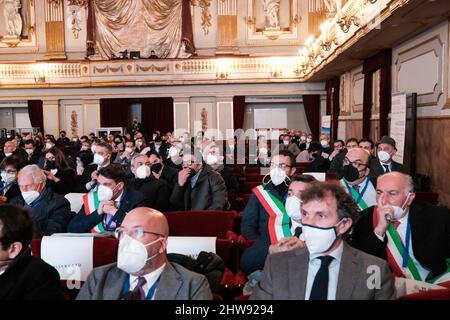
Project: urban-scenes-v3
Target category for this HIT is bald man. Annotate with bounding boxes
[339,147,376,210]
[351,172,450,283]
[77,207,212,300]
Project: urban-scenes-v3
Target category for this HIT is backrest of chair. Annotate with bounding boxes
[163,211,237,238]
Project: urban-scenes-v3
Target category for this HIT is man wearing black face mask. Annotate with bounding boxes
[169,153,227,211]
[56,130,70,146]
[340,148,376,211]
[304,142,330,173]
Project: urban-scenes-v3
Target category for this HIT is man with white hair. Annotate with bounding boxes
[351,172,450,284]
[9,164,72,237]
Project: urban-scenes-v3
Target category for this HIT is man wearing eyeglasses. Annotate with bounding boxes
[340,148,376,211]
[77,207,212,300]
[240,150,297,277]
[169,153,227,211]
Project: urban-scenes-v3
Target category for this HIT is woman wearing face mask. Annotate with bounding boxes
[75,150,94,176]
[0,156,25,204]
[43,147,75,195]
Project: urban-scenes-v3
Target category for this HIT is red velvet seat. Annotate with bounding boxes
[163,210,239,239]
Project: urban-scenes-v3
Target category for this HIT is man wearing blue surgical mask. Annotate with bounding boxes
[77,207,212,300]
[351,172,450,284]
[68,164,144,233]
[251,181,395,300]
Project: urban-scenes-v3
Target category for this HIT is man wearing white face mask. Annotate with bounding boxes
[278,134,300,157]
[10,165,72,237]
[164,141,184,171]
[0,156,25,204]
[75,142,113,193]
[369,136,407,181]
[351,172,450,284]
[129,154,169,212]
[251,181,395,300]
[240,151,297,275]
[0,140,27,164]
[68,164,144,233]
[77,207,212,300]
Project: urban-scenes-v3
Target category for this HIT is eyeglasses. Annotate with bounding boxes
[342,158,368,168]
[270,163,291,169]
[114,227,164,240]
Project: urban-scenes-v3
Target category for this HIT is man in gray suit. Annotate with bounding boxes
[251,182,395,300]
[77,207,212,300]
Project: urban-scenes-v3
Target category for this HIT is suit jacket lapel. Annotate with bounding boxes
[336,243,359,300]
[154,263,182,300]
[103,267,128,300]
[287,248,309,299]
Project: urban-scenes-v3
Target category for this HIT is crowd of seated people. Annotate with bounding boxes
[0,128,449,301]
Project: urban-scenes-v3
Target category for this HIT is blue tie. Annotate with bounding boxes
[309,256,334,300]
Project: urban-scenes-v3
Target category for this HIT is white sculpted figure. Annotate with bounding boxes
[1,0,22,37]
[262,0,281,29]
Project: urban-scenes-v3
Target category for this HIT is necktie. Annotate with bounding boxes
[132,277,147,300]
[309,256,334,300]
[383,164,390,173]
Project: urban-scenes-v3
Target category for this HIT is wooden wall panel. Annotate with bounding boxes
[343,119,362,140]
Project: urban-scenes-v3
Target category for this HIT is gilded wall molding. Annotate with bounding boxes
[192,0,212,35]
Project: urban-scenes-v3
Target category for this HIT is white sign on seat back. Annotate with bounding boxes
[41,236,94,282]
[64,193,85,213]
[302,172,326,182]
[167,237,216,259]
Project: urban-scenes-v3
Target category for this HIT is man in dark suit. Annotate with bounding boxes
[150,136,169,158]
[0,204,63,300]
[24,140,42,165]
[129,154,170,212]
[77,207,212,300]
[240,151,297,275]
[370,136,407,181]
[68,164,145,233]
[351,172,450,281]
[56,130,71,146]
[10,165,72,237]
[0,156,26,204]
[0,140,28,164]
[74,141,113,193]
[251,181,395,300]
[149,152,179,191]
[328,137,358,177]
[169,153,228,211]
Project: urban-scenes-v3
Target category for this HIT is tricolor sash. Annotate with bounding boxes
[372,206,422,280]
[252,184,292,244]
[82,191,99,215]
[341,178,376,210]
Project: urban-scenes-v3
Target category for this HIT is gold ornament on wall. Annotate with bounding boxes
[71,110,78,136]
[191,0,212,35]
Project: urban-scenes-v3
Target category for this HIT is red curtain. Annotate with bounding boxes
[181,0,196,54]
[326,78,340,140]
[100,99,131,127]
[27,100,44,133]
[233,96,246,131]
[86,0,96,57]
[141,97,174,134]
[303,95,321,140]
[363,49,392,138]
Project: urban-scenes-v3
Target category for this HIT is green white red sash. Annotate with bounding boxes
[340,178,376,211]
[373,207,450,286]
[82,191,99,215]
[252,184,292,244]
[91,222,106,234]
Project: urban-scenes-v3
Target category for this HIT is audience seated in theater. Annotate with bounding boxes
[296,142,311,163]
[369,136,407,181]
[169,153,228,211]
[256,142,271,167]
[164,141,184,171]
[74,141,113,193]
[0,140,27,164]
[0,156,26,204]
[56,130,70,146]
[23,140,41,165]
[77,207,212,300]
[203,143,239,195]
[225,138,237,164]
[240,151,297,276]
[149,136,169,158]
[111,135,125,156]
[149,152,179,191]
[113,139,137,177]
[350,172,450,282]
[359,138,375,159]
[0,204,63,300]
[339,147,377,210]
[43,147,75,195]
[251,182,395,300]
[10,165,72,237]
[68,164,144,233]
[278,134,301,157]
[328,139,345,162]
[303,142,330,173]
[37,137,57,168]
[129,154,169,212]
[328,137,359,177]
[319,134,332,157]
[75,150,94,176]
[299,133,313,151]
[134,135,148,155]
